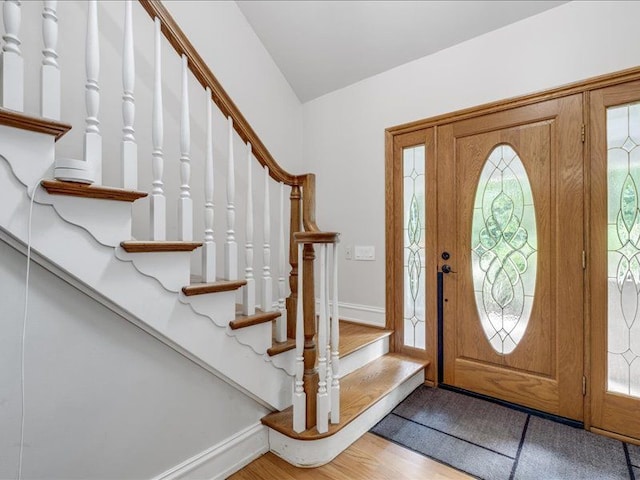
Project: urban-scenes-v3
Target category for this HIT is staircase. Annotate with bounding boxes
[0,0,428,473]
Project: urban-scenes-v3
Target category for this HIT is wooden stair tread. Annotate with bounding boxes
[182,279,246,296]
[230,307,281,330]
[41,180,148,202]
[266,321,390,358]
[339,321,392,358]
[261,353,428,440]
[267,338,296,356]
[120,241,202,253]
[0,108,71,140]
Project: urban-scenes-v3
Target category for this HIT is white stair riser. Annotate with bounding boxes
[0,126,54,188]
[340,335,389,378]
[268,348,296,376]
[181,291,236,328]
[116,247,192,293]
[45,194,133,247]
[230,321,272,355]
[267,369,425,467]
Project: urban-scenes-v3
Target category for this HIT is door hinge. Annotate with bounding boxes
[581,124,586,143]
[582,376,587,396]
[582,250,586,270]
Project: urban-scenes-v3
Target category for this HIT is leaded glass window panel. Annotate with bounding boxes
[403,145,426,350]
[471,144,537,355]
[607,103,640,397]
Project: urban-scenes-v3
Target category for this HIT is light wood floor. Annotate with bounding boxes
[228,433,471,480]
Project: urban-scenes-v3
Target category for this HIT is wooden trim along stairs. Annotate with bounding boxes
[182,279,247,296]
[120,241,202,253]
[230,306,281,330]
[0,107,71,141]
[41,179,147,202]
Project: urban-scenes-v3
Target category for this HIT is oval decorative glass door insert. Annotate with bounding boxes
[471,144,537,354]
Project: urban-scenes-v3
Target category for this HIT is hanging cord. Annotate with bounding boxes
[18,178,44,480]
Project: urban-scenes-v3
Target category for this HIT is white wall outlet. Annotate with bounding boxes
[345,246,353,260]
[354,245,375,261]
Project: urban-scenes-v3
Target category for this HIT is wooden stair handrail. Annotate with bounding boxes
[138,1,330,239]
[139,0,303,187]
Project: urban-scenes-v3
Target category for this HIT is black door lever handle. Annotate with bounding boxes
[441,264,456,274]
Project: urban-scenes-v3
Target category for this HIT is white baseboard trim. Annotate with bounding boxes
[153,423,268,480]
[315,300,386,328]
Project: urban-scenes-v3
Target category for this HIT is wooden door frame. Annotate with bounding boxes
[385,128,437,382]
[589,79,640,444]
[385,64,640,433]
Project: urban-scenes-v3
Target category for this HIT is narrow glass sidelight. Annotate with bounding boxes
[471,144,537,355]
[607,103,640,397]
[403,145,426,349]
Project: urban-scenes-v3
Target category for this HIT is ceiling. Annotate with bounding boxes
[236,1,568,103]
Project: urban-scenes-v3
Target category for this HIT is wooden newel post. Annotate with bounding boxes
[302,242,318,429]
[287,185,301,338]
[294,231,340,432]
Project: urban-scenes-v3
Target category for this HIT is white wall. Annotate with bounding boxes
[0,239,268,479]
[302,1,640,319]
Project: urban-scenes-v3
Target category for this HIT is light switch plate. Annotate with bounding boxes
[354,245,375,261]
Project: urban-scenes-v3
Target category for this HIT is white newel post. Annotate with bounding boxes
[121,0,137,189]
[150,17,165,240]
[224,116,237,279]
[84,0,101,184]
[178,54,192,241]
[293,242,306,433]
[243,143,255,315]
[330,242,340,424]
[1,0,23,111]
[316,243,329,433]
[202,87,216,282]
[275,181,287,342]
[41,0,59,119]
[262,166,272,312]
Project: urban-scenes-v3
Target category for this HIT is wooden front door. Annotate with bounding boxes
[437,95,585,420]
[590,80,640,440]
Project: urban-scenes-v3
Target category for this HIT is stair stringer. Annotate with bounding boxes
[0,150,293,411]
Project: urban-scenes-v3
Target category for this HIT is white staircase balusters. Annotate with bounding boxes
[150,17,165,240]
[224,116,237,279]
[1,0,23,111]
[178,54,192,241]
[41,0,59,120]
[262,166,272,312]
[275,181,287,342]
[84,0,101,184]
[202,87,216,282]
[121,0,136,189]
[293,242,306,433]
[316,243,329,433]
[330,243,340,424]
[325,245,332,416]
[243,142,255,315]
